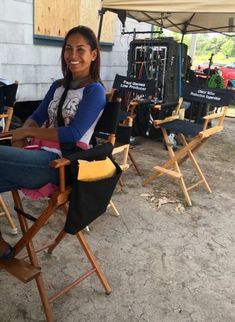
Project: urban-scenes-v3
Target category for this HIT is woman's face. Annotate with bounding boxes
[64,33,97,80]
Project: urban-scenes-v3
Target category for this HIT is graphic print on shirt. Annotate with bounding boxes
[47,86,84,127]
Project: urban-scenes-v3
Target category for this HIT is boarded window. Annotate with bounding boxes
[34,0,115,43]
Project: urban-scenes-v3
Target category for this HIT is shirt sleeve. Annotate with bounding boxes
[29,81,60,126]
[58,82,106,143]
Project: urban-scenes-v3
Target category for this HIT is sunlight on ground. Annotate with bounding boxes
[227,104,235,117]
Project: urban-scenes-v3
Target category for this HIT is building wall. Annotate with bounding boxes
[0,0,151,100]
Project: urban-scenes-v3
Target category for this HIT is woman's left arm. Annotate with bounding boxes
[11,126,59,146]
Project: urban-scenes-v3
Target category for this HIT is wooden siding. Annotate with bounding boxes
[34,0,115,42]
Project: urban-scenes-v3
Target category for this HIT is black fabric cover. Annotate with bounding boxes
[0,83,18,114]
[182,83,233,106]
[151,101,178,120]
[116,125,132,144]
[113,74,155,97]
[131,102,152,137]
[161,119,204,137]
[64,158,122,234]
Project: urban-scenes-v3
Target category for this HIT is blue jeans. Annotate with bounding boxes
[0,146,60,193]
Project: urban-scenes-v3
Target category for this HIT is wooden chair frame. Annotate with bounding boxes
[107,90,141,177]
[144,101,228,206]
[0,83,18,234]
[0,101,121,322]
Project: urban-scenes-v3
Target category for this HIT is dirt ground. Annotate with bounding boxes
[0,117,235,322]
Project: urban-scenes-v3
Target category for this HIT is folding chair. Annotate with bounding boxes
[106,89,138,178]
[144,96,229,206]
[107,74,155,177]
[0,82,18,133]
[0,82,18,234]
[0,100,120,322]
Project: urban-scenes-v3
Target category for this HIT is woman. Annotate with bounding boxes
[0,25,106,259]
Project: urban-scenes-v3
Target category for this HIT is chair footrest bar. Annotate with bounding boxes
[14,206,37,222]
[187,179,204,192]
[49,268,96,303]
[153,166,182,179]
[0,258,41,283]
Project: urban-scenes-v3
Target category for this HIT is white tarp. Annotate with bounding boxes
[102,0,235,34]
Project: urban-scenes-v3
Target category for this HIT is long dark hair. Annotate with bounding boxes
[61,25,101,83]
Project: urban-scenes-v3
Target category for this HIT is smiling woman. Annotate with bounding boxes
[0,25,106,257]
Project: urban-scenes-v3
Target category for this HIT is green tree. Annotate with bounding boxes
[221,39,235,58]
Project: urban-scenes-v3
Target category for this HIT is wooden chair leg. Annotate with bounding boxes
[0,195,18,235]
[12,190,54,322]
[128,151,141,175]
[108,200,120,216]
[12,190,59,256]
[179,134,212,193]
[76,231,112,295]
[163,130,192,206]
[143,128,193,206]
[48,229,67,253]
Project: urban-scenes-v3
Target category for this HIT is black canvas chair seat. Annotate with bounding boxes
[161,119,204,138]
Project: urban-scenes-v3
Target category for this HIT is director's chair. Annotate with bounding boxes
[0,82,19,234]
[108,75,155,177]
[144,96,229,206]
[0,100,120,322]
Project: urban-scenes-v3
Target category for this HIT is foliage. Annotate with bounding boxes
[221,39,235,58]
[160,29,235,66]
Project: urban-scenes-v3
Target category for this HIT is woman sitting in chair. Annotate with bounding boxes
[0,25,106,259]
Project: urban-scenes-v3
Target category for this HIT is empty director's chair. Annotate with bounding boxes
[0,82,18,234]
[0,100,121,322]
[144,91,230,206]
[108,74,155,177]
[105,90,140,185]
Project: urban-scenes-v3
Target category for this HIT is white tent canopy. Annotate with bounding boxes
[102,0,235,35]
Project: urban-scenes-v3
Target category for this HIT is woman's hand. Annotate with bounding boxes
[11,128,29,147]
[11,138,28,148]
[10,119,38,148]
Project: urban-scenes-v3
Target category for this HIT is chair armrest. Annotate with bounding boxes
[50,143,114,169]
[153,101,179,110]
[0,131,13,139]
[153,115,179,126]
[0,114,9,119]
[203,110,227,120]
[50,158,71,169]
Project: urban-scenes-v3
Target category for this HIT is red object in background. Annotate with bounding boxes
[195,63,235,86]
[219,66,235,86]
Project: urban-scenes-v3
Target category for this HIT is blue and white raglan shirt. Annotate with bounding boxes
[29,80,106,156]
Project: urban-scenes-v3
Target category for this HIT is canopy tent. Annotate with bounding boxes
[101,0,235,36]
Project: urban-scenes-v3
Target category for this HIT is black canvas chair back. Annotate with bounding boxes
[1,83,18,107]
[94,101,120,135]
[0,82,18,132]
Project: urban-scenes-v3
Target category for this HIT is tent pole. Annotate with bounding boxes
[97,8,106,41]
[178,44,182,97]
